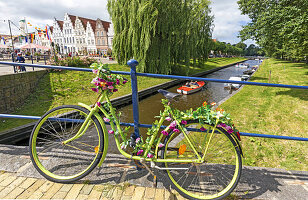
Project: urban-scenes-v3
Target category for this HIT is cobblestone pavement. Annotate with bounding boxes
[0,144,307,199]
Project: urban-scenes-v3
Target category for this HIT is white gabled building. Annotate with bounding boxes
[85,20,96,54]
[74,17,87,54]
[52,19,65,54]
[63,13,77,54]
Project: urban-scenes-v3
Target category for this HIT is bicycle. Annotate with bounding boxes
[29,60,243,200]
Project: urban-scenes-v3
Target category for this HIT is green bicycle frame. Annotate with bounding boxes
[64,91,222,165]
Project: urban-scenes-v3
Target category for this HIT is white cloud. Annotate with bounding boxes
[210,0,254,45]
[0,0,110,35]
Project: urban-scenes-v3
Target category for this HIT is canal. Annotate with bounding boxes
[118,59,261,135]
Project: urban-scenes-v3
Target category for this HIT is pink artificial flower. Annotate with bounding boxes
[102,86,107,90]
[161,130,168,136]
[103,117,110,122]
[108,130,114,134]
[200,127,206,132]
[221,123,227,128]
[137,149,144,155]
[106,81,113,86]
[116,79,120,85]
[158,143,164,148]
[123,80,127,84]
[217,123,223,128]
[227,129,234,134]
[113,89,118,92]
[92,69,98,74]
[165,117,172,121]
[108,85,114,90]
[94,82,100,86]
[121,145,125,150]
[136,138,141,143]
[181,120,187,125]
[170,121,177,127]
[91,88,99,93]
[226,125,231,130]
[96,102,101,107]
[173,129,180,133]
[98,78,104,82]
[147,153,154,158]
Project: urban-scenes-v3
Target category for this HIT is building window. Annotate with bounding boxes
[102,40,105,45]
[97,32,99,36]
[92,40,94,45]
[97,40,100,45]
[101,31,104,36]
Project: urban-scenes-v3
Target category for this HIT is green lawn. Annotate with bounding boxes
[221,58,308,171]
[0,57,245,132]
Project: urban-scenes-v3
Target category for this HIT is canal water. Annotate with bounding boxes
[118,60,261,135]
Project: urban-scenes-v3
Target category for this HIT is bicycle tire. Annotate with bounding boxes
[29,105,104,183]
[161,120,242,200]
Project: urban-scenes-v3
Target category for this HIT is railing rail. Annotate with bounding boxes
[0,60,307,142]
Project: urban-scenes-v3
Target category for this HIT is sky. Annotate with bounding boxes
[0,0,255,45]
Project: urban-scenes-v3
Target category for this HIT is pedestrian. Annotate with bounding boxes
[16,53,26,72]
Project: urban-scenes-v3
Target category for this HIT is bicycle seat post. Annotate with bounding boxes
[127,59,140,138]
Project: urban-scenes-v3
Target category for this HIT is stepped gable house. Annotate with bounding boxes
[52,13,111,55]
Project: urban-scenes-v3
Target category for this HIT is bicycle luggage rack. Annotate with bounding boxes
[0,61,308,142]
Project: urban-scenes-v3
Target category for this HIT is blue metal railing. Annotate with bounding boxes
[0,60,307,142]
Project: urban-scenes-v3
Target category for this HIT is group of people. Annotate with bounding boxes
[185,81,200,88]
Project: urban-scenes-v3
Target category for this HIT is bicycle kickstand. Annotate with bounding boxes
[140,158,157,187]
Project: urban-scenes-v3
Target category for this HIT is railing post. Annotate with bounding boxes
[11,53,16,73]
[127,59,140,138]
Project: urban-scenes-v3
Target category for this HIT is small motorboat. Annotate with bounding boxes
[243,70,254,75]
[224,77,242,90]
[236,63,249,68]
[241,75,250,81]
[177,81,206,95]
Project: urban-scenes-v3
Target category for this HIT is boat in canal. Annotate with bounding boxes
[177,81,206,95]
[236,63,250,68]
[224,77,242,90]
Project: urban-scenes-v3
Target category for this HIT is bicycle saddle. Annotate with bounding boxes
[158,89,180,99]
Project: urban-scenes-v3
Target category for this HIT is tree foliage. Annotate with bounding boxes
[108,0,213,74]
[238,0,308,62]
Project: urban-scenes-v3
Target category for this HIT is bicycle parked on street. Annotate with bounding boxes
[30,60,243,200]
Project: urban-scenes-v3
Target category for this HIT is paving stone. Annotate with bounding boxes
[80,184,94,195]
[65,184,84,199]
[0,176,26,198]
[3,187,25,199]
[40,182,63,199]
[144,187,156,199]
[131,186,145,200]
[0,186,4,193]
[60,184,74,192]
[17,179,45,199]
[123,185,135,196]
[164,190,175,200]
[0,172,10,183]
[104,185,116,199]
[154,188,165,200]
[28,181,54,199]
[121,196,132,200]
[0,175,17,187]
[76,194,89,200]
[88,185,104,199]
[18,177,36,189]
[112,186,124,199]
[52,191,68,199]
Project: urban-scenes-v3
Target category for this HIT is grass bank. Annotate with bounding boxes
[0,57,245,132]
[221,58,308,171]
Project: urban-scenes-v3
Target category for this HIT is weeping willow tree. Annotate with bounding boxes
[108,0,213,74]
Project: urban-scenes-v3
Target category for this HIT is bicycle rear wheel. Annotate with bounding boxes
[161,120,242,200]
[29,105,104,183]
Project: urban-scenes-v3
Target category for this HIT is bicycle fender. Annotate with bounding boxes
[78,103,109,167]
[229,132,244,158]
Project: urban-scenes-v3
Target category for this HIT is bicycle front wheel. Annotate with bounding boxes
[161,120,242,200]
[30,105,104,183]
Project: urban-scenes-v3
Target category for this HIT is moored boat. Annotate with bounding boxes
[177,81,206,95]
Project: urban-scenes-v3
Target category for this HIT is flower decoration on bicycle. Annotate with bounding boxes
[90,63,127,94]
